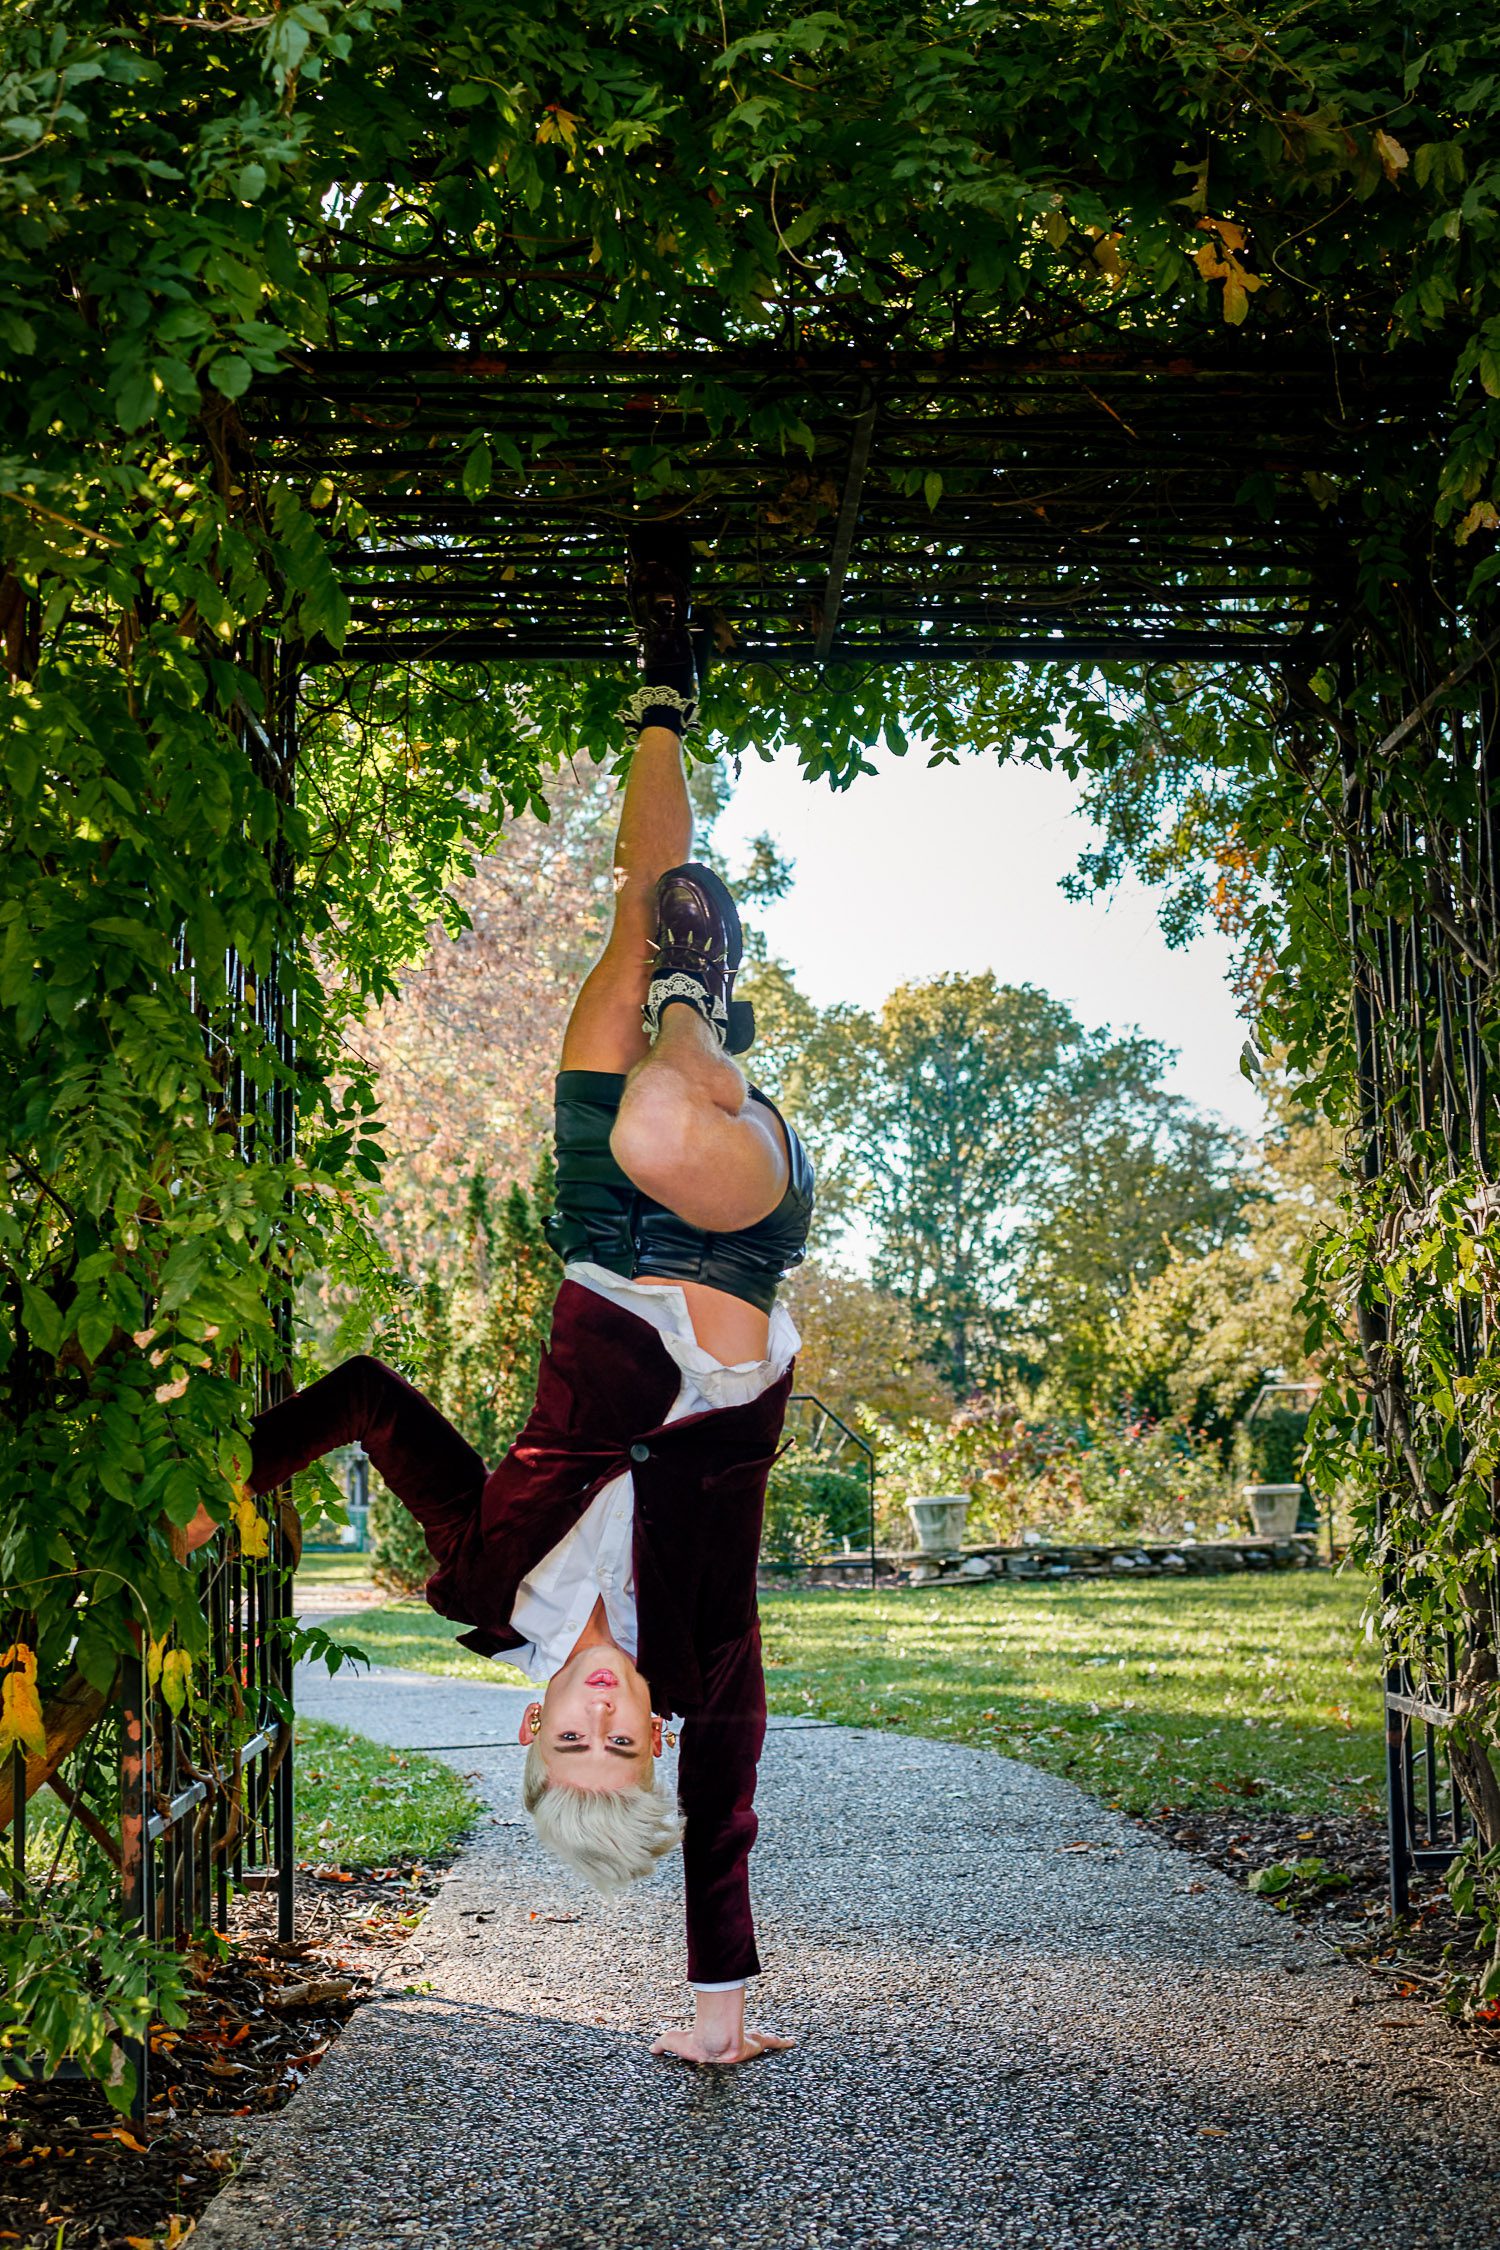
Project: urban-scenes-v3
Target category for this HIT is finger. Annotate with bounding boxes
[749,2031,797,2051]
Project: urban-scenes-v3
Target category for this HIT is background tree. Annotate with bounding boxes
[1100,1079,1342,1437]
[1015,1032,1251,1413]
[360,767,615,1280]
[780,1258,949,1433]
[760,969,1248,1402]
[827,975,1078,1392]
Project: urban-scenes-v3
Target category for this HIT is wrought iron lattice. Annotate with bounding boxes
[250,346,1444,670]
[1336,632,1500,1913]
[3,651,300,2116]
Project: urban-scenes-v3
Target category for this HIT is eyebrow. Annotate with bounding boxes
[551,1742,637,1759]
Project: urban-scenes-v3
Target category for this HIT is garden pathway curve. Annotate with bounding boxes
[196,1657,1500,2250]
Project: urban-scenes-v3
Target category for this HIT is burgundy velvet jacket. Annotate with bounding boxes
[251,1279,791,1985]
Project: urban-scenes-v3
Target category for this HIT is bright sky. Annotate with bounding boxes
[713,746,1265,1144]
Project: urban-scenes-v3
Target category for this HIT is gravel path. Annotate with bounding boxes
[198,1661,1500,2250]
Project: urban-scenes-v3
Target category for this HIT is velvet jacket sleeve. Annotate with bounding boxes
[675,1617,767,1986]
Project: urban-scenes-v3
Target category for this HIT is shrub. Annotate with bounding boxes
[761,1463,870,1570]
[369,1474,438,1595]
[1022,1408,1234,1543]
[875,1401,1235,1549]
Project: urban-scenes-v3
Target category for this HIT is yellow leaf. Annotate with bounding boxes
[0,1648,46,1762]
[1091,232,1124,285]
[160,1648,192,1717]
[536,106,579,149]
[1197,214,1247,253]
[1196,240,1265,324]
[1374,130,1409,182]
[1457,500,1499,546]
[146,1637,166,1690]
[1221,258,1266,324]
[233,1487,270,1559]
[1042,208,1069,249]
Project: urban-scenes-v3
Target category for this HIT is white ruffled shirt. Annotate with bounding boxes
[507,1262,798,1994]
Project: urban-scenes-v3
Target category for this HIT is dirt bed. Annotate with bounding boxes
[1137,1800,1500,2063]
[0,1858,449,2250]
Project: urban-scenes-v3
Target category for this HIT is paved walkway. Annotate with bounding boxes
[198,1660,1500,2250]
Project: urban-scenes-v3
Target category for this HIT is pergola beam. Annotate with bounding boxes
[814,396,878,663]
[249,345,1444,670]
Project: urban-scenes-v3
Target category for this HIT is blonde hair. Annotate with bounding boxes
[522,1742,684,1891]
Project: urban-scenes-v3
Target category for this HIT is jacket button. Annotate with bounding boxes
[629,1442,650,1463]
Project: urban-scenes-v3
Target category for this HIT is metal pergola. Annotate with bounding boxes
[242,332,1480,1926]
[250,345,1443,671]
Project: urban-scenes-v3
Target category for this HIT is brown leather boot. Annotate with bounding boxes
[643,862,755,1054]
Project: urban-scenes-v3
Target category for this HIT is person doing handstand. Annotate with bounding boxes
[241,531,815,2065]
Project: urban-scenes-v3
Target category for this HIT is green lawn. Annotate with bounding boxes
[293,1718,478,1864]
[295,1547,375,1586]
[320,1572,1384,1821]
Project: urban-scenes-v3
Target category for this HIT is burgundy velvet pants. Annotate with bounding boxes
[248,1355,484,1574]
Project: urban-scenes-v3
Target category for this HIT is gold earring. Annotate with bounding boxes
[664,1729,678,1748]
[528,1711,541,1738]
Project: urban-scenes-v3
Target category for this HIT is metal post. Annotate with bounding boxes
[118,1663,151,2121]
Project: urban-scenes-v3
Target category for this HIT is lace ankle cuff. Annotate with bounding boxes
[619,681,700,739]
[642,973,729,1047]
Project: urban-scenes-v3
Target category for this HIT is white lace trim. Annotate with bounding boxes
[643,971,728,1047]
[618,681,700,737]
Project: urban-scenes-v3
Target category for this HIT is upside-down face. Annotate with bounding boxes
[519,1637,663,1792]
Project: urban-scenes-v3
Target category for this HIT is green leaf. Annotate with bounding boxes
[19,1283,63,1357]
[76,1302,116,1363]
[208,353,254,400]
[236,161,268,202]
[115,367,158,430]
[924,470,944,511]
[462,438,493,498]
[6,734,38,797]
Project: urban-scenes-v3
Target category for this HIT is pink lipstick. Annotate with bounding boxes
[584,1668,618,1688]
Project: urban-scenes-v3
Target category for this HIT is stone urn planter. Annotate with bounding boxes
[1243,1483,1302,1540]
[906,1494,971,1555]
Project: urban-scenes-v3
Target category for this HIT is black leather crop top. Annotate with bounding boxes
[544,1069,815,1316]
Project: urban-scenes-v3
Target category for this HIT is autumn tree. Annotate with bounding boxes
[361,765,616,1277]
[780,1258,949,1432]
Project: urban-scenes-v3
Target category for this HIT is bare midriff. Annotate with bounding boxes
[632,1273,772,1366]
